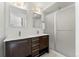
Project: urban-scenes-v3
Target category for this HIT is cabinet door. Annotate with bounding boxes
[39,36,49,50]
[5,39,31,57]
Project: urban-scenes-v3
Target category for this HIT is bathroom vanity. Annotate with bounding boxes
[4,34,49,57]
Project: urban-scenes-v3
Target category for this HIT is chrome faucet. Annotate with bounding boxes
[37,30,39,34]
[19,31,21,37]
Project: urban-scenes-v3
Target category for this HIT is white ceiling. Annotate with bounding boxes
[9,2,55,11]
[32,2,55,10]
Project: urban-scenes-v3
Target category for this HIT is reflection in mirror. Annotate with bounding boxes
[10,12,23,27]
[9,5,25,28]
[32,12,42,29]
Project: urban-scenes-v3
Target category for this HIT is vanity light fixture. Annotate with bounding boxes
[11,2,25,9]
[32,4,41,14]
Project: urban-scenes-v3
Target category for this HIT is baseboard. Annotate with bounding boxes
[50,49,65,57]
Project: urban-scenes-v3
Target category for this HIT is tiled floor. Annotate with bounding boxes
[41,49,65,57]
[41,52,58,57]
[41,53,58,57]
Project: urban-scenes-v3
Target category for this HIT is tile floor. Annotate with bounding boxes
[41,49,65,57]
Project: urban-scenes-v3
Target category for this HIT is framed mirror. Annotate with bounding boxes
[32,12,42,28]
[9,5,26,28]
[10,12,23,27]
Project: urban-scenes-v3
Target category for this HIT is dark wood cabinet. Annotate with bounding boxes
[5,39,31,57]
[39,35,49,55]
[31,37,39,57]
[39,35,49,50]
[5,35,49,57]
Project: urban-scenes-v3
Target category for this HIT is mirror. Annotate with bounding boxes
[32,12,42,28]
[10,12,23,27]
[9,5,26,28]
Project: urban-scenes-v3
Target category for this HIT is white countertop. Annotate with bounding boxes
[4,34,48,42]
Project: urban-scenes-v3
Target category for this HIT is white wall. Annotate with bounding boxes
[45,12,55,50]
[75,2,79,57]
[5,3,43,39]
[56,5,75,57]
[0,2,5,57]
[44,4,75,57]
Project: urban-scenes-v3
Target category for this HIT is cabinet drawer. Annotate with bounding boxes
[32,40,39,45]
[32,45,39,51]
[32,51,39,57]
[32,38,39,42]
[32,43,39,47]
[32,48,39,53]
